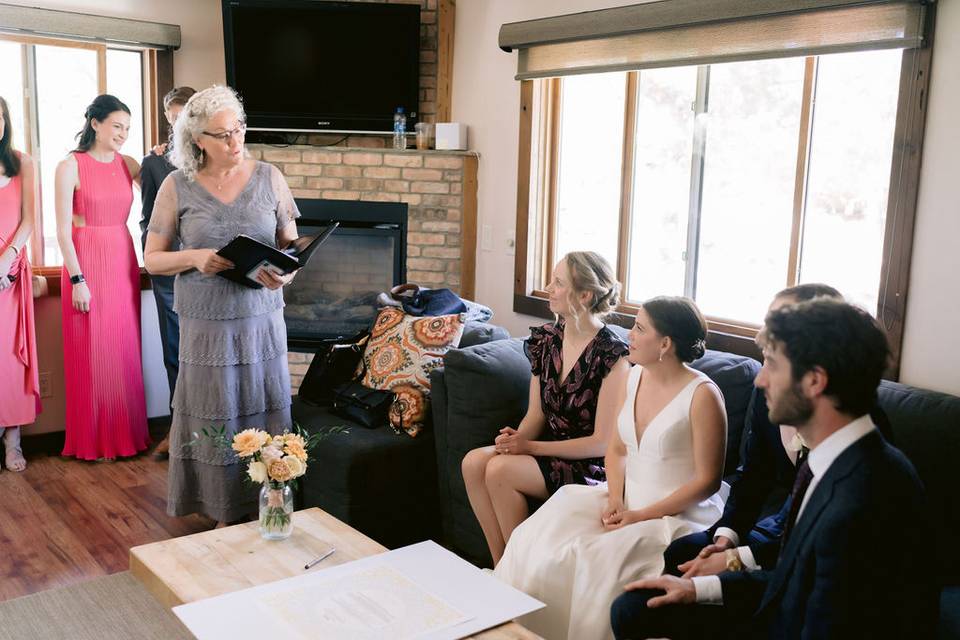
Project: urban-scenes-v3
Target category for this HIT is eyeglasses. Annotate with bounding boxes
[201,122,246,142]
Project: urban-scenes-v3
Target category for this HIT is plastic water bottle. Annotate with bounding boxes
[393,107,407,150]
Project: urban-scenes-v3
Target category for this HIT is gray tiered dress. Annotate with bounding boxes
[148,161,299,522]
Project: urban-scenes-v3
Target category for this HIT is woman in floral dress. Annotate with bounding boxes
[461,251,630,564]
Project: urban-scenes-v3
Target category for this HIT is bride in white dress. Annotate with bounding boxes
[494,296,728,640]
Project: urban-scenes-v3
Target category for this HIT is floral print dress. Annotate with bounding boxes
[527,319,629,493]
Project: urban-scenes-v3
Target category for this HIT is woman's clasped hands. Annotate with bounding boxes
[601,498,646,530]
[494,427,530,455]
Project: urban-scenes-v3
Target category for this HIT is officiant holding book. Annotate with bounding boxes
[144,85,300,525]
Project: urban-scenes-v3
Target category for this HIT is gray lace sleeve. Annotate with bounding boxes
[146,174,179,240]
[269,163,301,231]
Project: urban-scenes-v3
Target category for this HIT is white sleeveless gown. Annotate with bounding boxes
[494,365,726,640]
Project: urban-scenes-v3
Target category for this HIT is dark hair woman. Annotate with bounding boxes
[0,96,40,472]
[55,94,149,460]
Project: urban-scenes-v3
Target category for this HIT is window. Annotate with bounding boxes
[522,49,903,327]
[1,35,153,267]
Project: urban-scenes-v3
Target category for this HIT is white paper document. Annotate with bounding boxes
[174,540,544,640]
[261,565,470,639]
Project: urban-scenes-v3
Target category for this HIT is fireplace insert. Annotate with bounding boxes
[284,199,407,350]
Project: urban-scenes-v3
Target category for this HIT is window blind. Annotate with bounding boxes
[499,0,928,79]
[0,3,180,50]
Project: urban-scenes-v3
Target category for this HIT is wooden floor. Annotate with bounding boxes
[0,439,212,602]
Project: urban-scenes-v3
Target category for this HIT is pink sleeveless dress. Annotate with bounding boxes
[61,152,149,459]
[0,163,41,427]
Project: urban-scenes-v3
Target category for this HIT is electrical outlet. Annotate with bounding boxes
[38,372,53,398]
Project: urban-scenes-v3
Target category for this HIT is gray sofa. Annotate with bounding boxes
[430,334,960,638]
[292,321,509,550]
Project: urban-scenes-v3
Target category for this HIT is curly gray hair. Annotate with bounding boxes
[170,85,245,180]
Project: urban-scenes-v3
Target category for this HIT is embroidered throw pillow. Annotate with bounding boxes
[360,307,465,436]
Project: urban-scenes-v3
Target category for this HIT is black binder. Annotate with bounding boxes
[215,222,338,289]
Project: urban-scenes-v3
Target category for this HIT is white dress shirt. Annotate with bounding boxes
[693,414,877,605]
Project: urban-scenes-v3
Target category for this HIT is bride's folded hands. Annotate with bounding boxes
[602,505,651,530]
[601,498,623,529]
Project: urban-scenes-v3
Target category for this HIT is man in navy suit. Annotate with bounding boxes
[662,284,843,579]
[610,299,937,639]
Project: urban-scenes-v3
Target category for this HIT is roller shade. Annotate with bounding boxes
[499,0,928,80]
[0,2,181,50]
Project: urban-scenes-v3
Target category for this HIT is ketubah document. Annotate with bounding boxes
[215,222,338,289]
[173,540,544,640]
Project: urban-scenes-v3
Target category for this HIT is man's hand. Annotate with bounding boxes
[674,537,735,575]
[151,142,168,156]
[679,549,730,578]
[623,575,697,608]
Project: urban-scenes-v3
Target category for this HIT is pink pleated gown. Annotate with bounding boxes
[0,162,41,427]
[61,151,149,459]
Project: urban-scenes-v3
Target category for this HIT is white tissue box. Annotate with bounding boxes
[435,122,468,150]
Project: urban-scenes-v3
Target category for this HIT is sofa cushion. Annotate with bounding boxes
[460,321,511,348]
[877,380,960,586]
[360,307,466,436]
[293,397,439,548]
[690,349,762,476]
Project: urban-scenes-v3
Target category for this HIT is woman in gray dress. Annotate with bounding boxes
[144,85,299,524]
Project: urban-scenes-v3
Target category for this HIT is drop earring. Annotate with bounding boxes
[658,351,664,362]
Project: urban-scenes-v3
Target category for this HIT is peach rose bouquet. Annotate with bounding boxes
[190,423,346,538]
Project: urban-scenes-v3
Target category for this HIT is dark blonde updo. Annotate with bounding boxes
[564,251,621,319]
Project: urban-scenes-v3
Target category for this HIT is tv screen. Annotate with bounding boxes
[222,0,420,133]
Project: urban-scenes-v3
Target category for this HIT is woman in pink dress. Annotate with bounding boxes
[54,94,149,460]
[0,96,40,472]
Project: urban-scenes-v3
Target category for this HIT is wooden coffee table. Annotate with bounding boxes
[130,507,540,639]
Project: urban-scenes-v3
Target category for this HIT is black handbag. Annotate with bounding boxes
[330,381,395,428]
[298,330,370,406]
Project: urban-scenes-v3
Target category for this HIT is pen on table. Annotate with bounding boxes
[304,547,336,570]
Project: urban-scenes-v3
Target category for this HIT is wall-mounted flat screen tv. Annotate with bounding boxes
[222,0,420,133]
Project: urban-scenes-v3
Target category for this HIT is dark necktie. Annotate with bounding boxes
[781,458,814,547]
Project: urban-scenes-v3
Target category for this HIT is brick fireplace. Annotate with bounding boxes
[249,144,478,391]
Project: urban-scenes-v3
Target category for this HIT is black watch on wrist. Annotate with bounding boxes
[70,273,85,285]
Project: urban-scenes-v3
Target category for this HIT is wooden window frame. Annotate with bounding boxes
[1,33,173,292]
[513,15,935,375]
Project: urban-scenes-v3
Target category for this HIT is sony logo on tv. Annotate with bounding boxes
[317,121,331,126]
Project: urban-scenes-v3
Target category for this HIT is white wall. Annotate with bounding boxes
[3,0,225,90]
[451,0,646,337]
[898,0,960,395]
[452,0,960,395]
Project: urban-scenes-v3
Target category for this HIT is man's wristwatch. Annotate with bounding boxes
[724,548,744,572]
[69,273,86,285]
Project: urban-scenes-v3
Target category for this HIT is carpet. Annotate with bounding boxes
[0,572,193,640]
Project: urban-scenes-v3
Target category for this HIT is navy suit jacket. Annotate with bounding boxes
[719,430,938,639]
[709,392,796,568]
[712,393,895,569]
